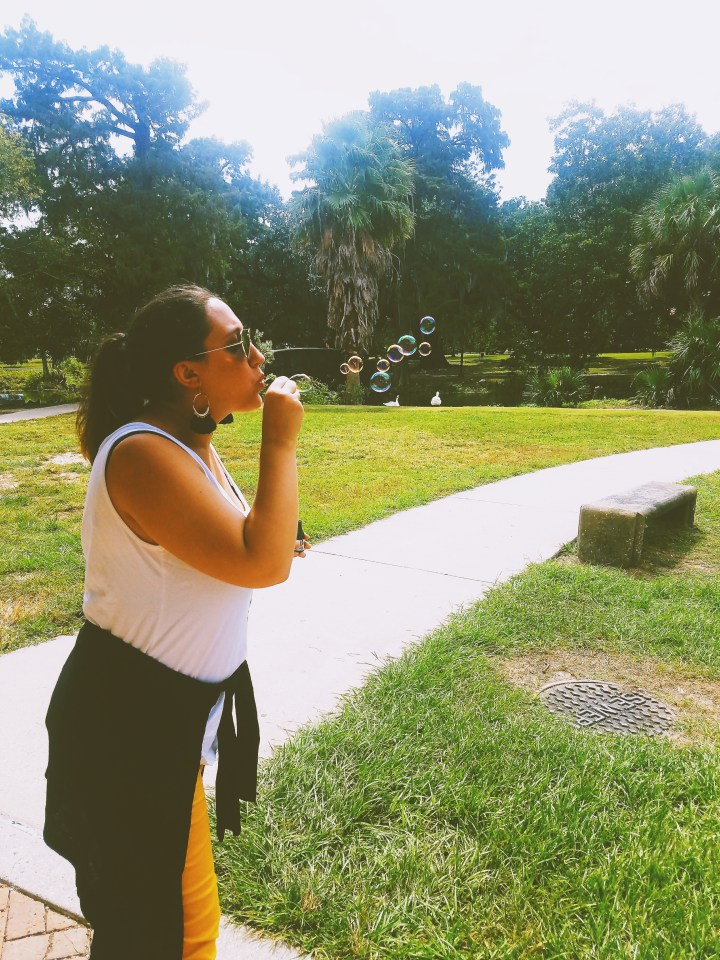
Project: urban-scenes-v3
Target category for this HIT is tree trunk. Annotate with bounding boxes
[458,291,465,379]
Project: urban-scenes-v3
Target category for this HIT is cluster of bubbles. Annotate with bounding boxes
[289,316,437,395]
[367,316,436,393]
[339,355,364,376]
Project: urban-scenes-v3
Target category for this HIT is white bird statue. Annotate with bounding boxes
[430,391,441,406]
[383,395,400,407]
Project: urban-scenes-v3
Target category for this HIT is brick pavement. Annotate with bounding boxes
[0,882,90,959]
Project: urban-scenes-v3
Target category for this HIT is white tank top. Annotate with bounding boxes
[82,422,252,684]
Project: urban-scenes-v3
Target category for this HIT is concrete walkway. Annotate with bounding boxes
[1,438,719,957]
[0,403,79,424]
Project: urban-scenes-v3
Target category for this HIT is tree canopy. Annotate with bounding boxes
[290,112,415,351]
[0,19,318,361]
[0,119,38,216]
[502,102,715,362]
[1,22,719,385]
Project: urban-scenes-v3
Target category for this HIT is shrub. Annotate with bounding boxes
[338,381,368,405]
[252,331,275,366]
[667,313,720,407]
[523,366,588,407]
[23,357,86,405]
[497,370,527,405]
[297,378,340,405]
[631,367,673,408]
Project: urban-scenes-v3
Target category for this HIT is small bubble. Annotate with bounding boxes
[398,335,417,356]
[387,344,403,363]
[418,342,432,357]
[370,371,392,393]
[420,316,436,335]
[376,358,390,373]
[289,374,313,393]
[347,355,363,373]
[339,363,350,375]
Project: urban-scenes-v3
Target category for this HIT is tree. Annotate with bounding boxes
[368,84,508,366]
[503,102,713,361]
[0,119,38,216]
[630,168,720,319]
[0,21,306,360]
[0,17,202,167]
[0,222,97,365]
[290,113,415,352]
[548,102,707,221]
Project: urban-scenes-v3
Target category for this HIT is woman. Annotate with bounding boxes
[44,285,306,960]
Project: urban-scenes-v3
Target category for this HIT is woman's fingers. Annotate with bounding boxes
[262,376,304,446]
[292,538,311,558]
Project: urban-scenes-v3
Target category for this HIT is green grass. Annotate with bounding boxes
[1,406,719,654]
[420,352,672,407]
[214,470,720,959]
[444,352,672,371]
[0,359,44,394]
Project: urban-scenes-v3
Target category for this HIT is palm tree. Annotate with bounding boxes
[290,114,414,352]
[630,168,720,316]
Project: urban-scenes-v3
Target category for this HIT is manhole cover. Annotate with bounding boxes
[539,680,674,735]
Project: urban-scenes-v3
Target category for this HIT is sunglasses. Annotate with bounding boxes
[193,327,252,359]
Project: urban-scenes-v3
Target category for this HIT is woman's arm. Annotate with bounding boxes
[105,379,303,588]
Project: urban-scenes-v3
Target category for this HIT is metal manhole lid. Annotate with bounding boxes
[539,679,674,735]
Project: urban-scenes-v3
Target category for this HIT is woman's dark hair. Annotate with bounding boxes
[77,285,216,461]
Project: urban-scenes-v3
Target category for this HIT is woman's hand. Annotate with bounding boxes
[261,376,304,450]
[293,537,311,559]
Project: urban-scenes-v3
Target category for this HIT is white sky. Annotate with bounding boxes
[2,0,718,201]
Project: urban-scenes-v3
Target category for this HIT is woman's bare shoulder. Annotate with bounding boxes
[106,431,207,498]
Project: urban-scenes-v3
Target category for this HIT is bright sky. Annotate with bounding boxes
[2,0,718,201]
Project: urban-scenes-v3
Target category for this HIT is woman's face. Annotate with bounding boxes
[194,298,266,415]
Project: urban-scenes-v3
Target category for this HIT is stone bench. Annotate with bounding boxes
[577,481,697,567]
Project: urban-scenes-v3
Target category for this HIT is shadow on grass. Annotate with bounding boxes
[560,520,713,578]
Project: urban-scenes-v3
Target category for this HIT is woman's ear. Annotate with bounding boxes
[172,360,202,390]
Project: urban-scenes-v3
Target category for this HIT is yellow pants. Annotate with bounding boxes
[181,768,221,960]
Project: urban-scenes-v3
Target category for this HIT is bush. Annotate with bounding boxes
[338,381,368,405]
[631,367,673,408]
[667,313,720,407]
[523,367,588,407]
[23,357,86,405]
[497,370,527,405]
[252,331,275,367]
[297,378,340,405]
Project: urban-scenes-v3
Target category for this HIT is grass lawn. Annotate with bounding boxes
[214,469,720,959]
[1,405,718,654]
[444,352,672,372]
[423,352,672,406]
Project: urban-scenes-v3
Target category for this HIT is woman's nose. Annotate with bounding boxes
[249,342,265,366]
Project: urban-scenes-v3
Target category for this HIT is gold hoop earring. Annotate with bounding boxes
[190,391,217,434]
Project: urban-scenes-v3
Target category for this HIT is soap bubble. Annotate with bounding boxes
[347,355,363,373]
[418,341,432,357]
[387,344,403,363]
[376,358,390,373]
[420,316,436,335]
[289,374,313,393]
[370,371,392,393]
[398,335,417,356]
[339,363,350,375]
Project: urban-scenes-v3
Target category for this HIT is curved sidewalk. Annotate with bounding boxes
[1,439,719,957]
[0,403,79,424]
